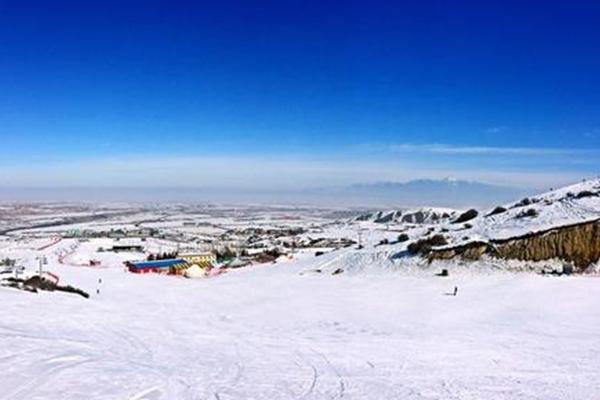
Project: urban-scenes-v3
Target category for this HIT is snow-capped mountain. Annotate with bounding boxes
[342,179,528,208]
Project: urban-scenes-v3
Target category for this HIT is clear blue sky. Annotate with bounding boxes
[0,1,599,189]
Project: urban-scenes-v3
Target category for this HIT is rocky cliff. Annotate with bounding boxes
[429,218,600,271]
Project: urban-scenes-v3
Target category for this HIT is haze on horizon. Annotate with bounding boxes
[1,1,599,202]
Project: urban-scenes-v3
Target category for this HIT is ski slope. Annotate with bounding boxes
[1,257,599,399]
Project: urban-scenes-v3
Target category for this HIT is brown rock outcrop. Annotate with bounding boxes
[428,218,600,272]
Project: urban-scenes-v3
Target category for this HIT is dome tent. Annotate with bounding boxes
[184,264,206,279]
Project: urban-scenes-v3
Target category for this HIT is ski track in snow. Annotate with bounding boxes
[1,254,600,399]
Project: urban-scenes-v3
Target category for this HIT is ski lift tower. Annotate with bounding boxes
[357,229,365,249]
[35,255,43,276]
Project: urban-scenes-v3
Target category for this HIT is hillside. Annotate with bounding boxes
[450,178,600,244]
[335,178,600,273]
[411,178,600,271]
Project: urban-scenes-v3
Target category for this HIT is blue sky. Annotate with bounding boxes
[0,1,599,189]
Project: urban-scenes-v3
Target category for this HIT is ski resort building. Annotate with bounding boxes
[179,252,216,267]
[125,258,189,274]
[110,244,145,253]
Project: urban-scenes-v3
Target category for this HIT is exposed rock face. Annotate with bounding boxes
[428,241,489,261]
[429,218,600,272]
[407,234,448,255]
[376,211,402,223]
[355,208,458,224]
[401,211,426,224]
[492,220,600,270]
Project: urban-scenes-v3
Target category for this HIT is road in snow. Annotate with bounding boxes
[1,255,599,400]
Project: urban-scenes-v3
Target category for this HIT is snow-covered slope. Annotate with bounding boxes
[1,255,600,399]
[341,178,600,271]
[444,178,600,246]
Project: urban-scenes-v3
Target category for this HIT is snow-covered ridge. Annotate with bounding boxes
[446,178,600,246]
[341,178,600,271]
[355,207,460,224]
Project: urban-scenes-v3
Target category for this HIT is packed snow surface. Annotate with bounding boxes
[1,258,599,399]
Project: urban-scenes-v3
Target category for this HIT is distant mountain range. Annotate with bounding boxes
[0,179,531,208]
[325,179,530,208]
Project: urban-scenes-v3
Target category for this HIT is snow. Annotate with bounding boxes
[460,178,600,243]
[356,207,460,224]
[1,253,600,399]
[351,178,600,251]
